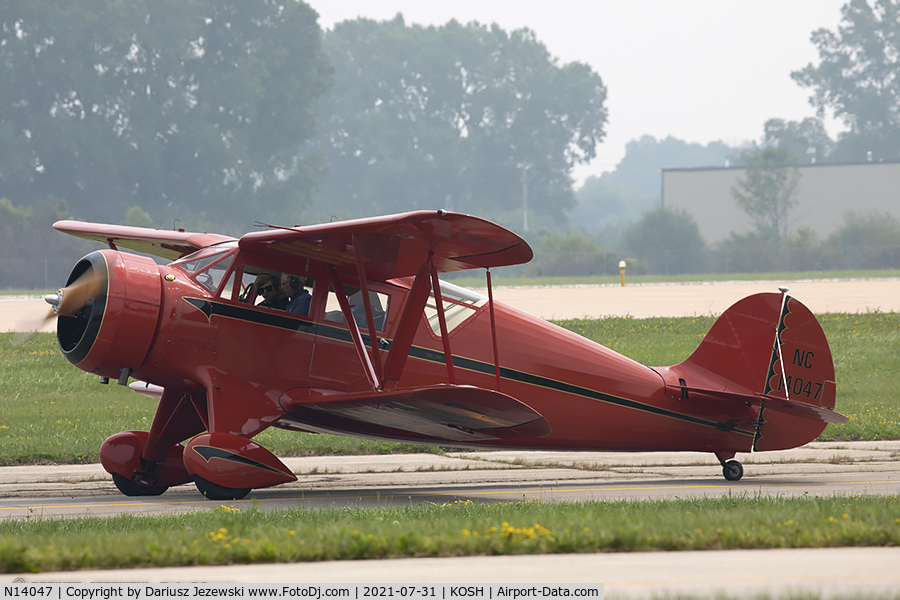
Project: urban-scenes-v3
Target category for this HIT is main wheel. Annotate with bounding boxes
[722,460,744,481]
[192,475,251,501]
[111,473,168,496]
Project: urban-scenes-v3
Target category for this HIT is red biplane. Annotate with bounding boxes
[44,210,847,500]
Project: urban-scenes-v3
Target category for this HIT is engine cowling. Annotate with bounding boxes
[57,249,162,381]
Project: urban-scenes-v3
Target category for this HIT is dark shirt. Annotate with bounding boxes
[286,290,311,315]
[259,293,289,310]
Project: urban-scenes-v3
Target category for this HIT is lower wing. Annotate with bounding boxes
[277,384,551,445]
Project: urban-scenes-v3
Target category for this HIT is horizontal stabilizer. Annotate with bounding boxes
[279,384,551,444]
[677,384,848,425]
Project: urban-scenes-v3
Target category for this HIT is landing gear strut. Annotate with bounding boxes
[714,451,744,481]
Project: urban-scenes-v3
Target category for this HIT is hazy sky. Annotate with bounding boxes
[309,0,848,181]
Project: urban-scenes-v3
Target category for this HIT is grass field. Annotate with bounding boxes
[1,312,898,465]
[1,313,898,576]
[1,495,898,572]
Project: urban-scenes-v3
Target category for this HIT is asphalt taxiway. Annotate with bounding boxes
[2,443,899,598]
[2,442,899,519]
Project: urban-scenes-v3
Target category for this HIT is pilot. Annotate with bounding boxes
[281,273,311,316]
[254,273,289,310]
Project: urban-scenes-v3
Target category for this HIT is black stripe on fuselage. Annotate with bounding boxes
[185,297,317,335]
[410,349,753,435]
[184,296,753,436]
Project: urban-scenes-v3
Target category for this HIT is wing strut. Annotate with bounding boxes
[429,256,456,384]
[383,261,432,384]
[486,269,502,389]
[352,234,384,385]
[379,252,465,386]
[329,266,381,391]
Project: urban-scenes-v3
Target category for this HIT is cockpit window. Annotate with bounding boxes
[234,265,316,317]
[324,285,389,331]
[178,250,234,293]
[177,248,227,271]
[423,280,486,335]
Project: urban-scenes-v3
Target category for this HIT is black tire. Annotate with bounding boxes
[722,460,744,481]
[192,475,251,501]
[111,472,168,496]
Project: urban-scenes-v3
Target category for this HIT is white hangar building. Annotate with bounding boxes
[661,161,900,244]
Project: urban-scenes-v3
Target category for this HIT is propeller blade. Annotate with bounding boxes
[10,265,104,343]
[44,266,106,317]
[9,306,56,344]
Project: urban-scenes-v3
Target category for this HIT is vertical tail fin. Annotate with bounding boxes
[665,291,840,452]
[763,291,836,407]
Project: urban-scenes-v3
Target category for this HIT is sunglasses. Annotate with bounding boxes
[258,284,275,293]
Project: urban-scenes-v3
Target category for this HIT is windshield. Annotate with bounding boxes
[173,246,237,293]
[173,242,238,269]
[424,279,487,335]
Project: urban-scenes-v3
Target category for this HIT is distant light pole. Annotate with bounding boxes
[521,164,530,231]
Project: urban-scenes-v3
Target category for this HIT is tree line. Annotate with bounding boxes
[1,2,605,233]
[1,0,329,233]
[2,0,898,285]
[529,207,900,278]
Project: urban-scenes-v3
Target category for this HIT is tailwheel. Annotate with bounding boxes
[722,460,744,481]
[193,475,251,501]
[111,473,169,496]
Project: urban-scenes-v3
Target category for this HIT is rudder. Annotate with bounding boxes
[664,291,839,452]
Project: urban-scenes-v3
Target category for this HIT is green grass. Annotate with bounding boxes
[815,313,900,440]
[1,495,898,573]
[1,311,898,464]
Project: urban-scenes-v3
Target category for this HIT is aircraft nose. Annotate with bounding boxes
[57,249,161,379]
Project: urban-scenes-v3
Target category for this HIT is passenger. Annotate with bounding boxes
[281,273,311,316]
[348,290,386,330]
[254,273,288,310]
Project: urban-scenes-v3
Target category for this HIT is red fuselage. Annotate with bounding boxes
[62,246,762,458]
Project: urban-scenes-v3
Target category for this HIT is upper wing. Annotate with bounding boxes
[278,384,551,444]
[54,220,236,261]
[238,210,533,280]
